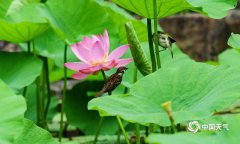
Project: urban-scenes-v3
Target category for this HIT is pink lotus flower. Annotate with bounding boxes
[64,30,132,80]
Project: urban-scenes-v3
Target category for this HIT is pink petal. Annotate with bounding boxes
[103,29,110,54]
[72,72,89,80]
[81,36,99,48]
[64,62,90,71]
[71,43,92,64]
[102,60,117,71]
[80,65,102,74]
[91,30,110,55]
[107,45,129,61]
[91,41,106,61]
[116,58,132,67]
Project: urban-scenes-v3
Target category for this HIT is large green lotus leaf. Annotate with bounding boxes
[38,0,116,43]
[147,114,240,144]
[15,119,57,144]
[187,0,237,19]
[228,33,240,49]
[89,56,240,126]
[0,0,49,43]
[0,0,40,17]
[218,49,240,67]
[0,20,49,43]
[0,52,42,91]
[112,0,237,19]
[0,80,25,144]
[0,80,57,144]
[64,81,121,135]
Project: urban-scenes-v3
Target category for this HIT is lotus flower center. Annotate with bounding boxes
[91,61,100,66]
[90,53,108,66]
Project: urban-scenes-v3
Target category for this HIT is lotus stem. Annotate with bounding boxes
[147,19,157,72]
[32,40,36,57]
[22,87,27,97]
[117,124,121,144]
[149,123,154,133]
[36,78,41,126]
[43,57,51,122]
[22,41,31,97]
[36,58,46,128]
[27,41,31,53]
[160,126,165,133]
[101,69,107,81]
[133,65,140,143]
[94,69,108,143]
[135,123,141,144]
[93,117,104,144]
[162,101,177,133]
[59,44,68,142]
[116,116,130,144]
[153,0,161,69]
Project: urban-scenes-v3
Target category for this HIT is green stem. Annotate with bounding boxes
[145,127,149,136]
[149,123,154,133]
[36,78,41,126]
[117,124,121,144]
[147,19,157,72]
[32,40,36,57]
[123,87,128,94]
[116,116,130,144]
[101,69,111,95]
[160,126,164,133]
[133,66,140,144]
[169,113,177,133]
[101,69,107,81]
[36,62,46,128]
[59,44,68,142]
[93,117,104,144]
[43,57,51,121]
[153,0,161,69]
[22,87,27,97]
[27,41,31,53]
[135,124,141,144]
[93,69,108,143]
[22,41,31,97]
[133,65,138,83]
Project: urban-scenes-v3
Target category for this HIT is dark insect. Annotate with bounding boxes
[96,67,128,97]
[153,31,176,58]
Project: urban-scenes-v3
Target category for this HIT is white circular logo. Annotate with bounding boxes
[188,121,200,133]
